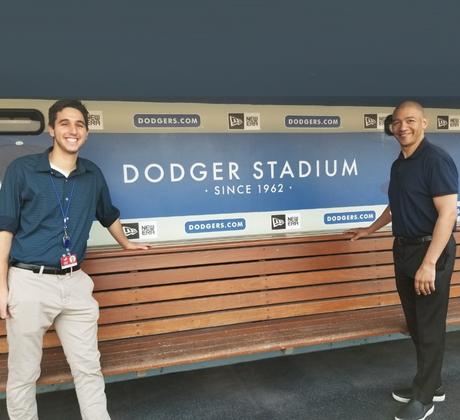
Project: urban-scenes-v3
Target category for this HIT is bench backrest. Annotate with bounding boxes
[1,231,459,353]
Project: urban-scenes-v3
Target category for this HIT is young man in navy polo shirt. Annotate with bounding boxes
[349,101,458,420]
[0,99,149,419]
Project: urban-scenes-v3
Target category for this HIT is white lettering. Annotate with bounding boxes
[325,160,337,177]
[214,184,252,195]
[190,162,207,181]
[213,162,224,181]
[279,161,295,178]
[123,164,139,183]
[145,163,164,183]
[299,161,311,177]
[170,163,185,182]
[267,161,277,179]
[121,158,359,184]
[229,161,240,180]
[342,158,358,176]
[252,161,264,180]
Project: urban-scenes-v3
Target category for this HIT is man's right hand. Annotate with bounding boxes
[346,227,371,241]
[0,286,9,319]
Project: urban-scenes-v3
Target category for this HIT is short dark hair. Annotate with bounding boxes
[48,99,89,129]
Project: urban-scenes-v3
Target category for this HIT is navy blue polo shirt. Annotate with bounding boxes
[0,148,120,266]
[388,139,458,237]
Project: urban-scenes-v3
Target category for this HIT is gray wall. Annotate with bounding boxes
[1,0,459,107]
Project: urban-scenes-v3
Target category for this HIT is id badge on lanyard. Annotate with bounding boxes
[49,174,78,269]
[61,253,78,269]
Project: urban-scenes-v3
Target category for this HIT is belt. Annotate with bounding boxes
[395,235,432,245]
[12,262,80,275]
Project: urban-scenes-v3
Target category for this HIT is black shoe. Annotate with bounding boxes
[394,400,434,420]
[392,386,445,403]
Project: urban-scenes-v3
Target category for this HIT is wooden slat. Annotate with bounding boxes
[82,230,460,262]
[95,269,460,307]
[96,278,398,322]
[92,262,396,291]
[89,251,394,283]
[82,236,396,275]
[82,231,394,261]
[91,251,460,292]
[94,269,397,306]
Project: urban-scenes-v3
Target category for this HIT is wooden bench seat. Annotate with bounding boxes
[1,231,460,393]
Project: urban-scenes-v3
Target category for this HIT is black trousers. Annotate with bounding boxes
[393,235,456,404]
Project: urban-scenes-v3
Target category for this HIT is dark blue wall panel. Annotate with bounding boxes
[1,0,459,106]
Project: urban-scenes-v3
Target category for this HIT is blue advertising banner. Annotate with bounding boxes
[81,133,458,219]
[84,132,397,218]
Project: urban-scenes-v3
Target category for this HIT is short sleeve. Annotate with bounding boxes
[429,154,458,197]
[0,162,22,233]
[95,168,120,227]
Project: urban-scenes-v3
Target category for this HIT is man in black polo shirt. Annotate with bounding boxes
[349,101,458,420]
[0,100,149,419]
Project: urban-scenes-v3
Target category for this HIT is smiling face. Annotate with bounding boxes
[48,107,88,156]
[391,102,427,157]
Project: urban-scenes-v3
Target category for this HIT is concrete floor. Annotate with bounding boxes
[1,331,459,420]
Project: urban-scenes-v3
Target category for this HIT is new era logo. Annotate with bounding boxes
[271,214,286,230]
[122,223,139,239]
[364,114,377,129]
[437,116,449,129]
[228,113,244,129]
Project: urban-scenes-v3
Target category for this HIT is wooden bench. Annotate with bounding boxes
[1,231,460,394]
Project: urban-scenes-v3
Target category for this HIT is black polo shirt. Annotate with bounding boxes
[388,139,458,237]
[0,148,120,267]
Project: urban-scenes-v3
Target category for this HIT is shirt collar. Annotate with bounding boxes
[35,147,89,176]
[397,138,429,161]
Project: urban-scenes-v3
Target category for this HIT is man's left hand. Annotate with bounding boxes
[414,262,436,295]
[123,241,152,251]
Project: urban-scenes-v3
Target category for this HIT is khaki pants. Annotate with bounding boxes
[6,267,110,420]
